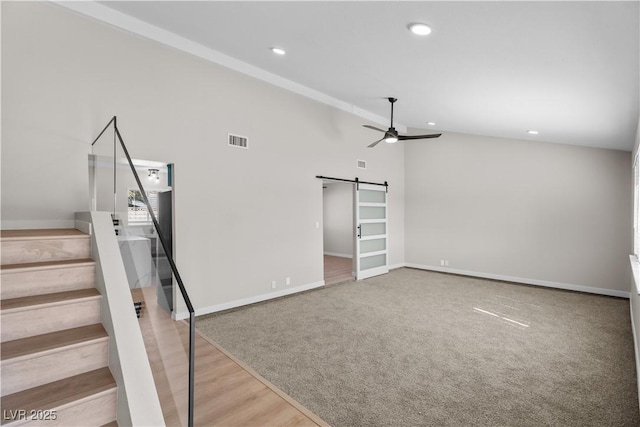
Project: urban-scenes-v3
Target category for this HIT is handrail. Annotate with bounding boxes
[91,116,116,146]
[92,116,195,427]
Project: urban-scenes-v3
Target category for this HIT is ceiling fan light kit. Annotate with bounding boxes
[363,98,441,148]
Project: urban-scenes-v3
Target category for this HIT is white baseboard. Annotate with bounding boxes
[405,263,631,299]
[174,280,326,320]
[324,252,352,259]
[174,264,630,319]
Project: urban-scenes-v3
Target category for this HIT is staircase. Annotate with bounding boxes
[0,229,117,426]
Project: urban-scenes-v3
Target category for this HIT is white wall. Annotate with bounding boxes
[2,2,633,310]
[629,115,640,409]
[405,131,632,295]
[1,2,405,313]
[322,183,353,258]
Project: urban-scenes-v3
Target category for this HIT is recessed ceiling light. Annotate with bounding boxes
[527,130,539,135]
[408,23,432,36]
[271,47,286,55]
[427,122,436,126]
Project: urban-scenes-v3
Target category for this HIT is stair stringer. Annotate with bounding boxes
[77,211,165,427]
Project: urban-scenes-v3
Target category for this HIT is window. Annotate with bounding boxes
[128,189,159,224]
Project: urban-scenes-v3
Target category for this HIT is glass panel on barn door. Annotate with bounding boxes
[355,183,389,280]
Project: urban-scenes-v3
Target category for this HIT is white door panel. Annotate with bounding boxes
[355,183,389,280]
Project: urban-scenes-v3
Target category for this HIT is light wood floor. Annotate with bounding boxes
[136,286,328,427]
[323,255,353,286]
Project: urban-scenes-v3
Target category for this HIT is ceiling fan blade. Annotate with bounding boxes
[368,137,386,148]
[397,133,442,140]
[363,124,387,133]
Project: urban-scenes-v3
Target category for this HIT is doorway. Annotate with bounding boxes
[321,177,390,284]
[89,155,175,313]
[322,181,355,285]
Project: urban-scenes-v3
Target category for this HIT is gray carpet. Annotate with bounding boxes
[197,268,639,427]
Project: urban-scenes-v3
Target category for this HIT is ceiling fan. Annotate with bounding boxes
[363,98,441,148]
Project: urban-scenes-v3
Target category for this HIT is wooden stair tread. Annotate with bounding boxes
[0,368,115,419]
[1,288,100,311]
[1,324,107,361]
[1,258,95,272]
[0,229,88,241]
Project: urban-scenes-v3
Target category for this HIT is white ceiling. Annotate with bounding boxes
[97,1,639,151]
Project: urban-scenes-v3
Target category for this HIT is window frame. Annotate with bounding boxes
[127,187,170,225]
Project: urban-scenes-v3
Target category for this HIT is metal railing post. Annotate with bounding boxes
[189,312,195,427]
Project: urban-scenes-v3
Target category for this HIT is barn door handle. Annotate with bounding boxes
[357,225,361,239]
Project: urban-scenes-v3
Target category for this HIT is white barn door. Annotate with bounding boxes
[354,183,389,280]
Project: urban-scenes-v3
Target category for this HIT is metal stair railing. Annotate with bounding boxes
[91,116,195,427]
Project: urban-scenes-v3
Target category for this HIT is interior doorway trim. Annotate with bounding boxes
[319,175,390,282]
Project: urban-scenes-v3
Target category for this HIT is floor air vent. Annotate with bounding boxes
[228,134,248,149]
[357,159,367,169]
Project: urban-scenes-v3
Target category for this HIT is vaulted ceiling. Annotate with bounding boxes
[95,1,639,151]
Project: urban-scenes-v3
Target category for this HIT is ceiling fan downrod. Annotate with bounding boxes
[388,97,397,128]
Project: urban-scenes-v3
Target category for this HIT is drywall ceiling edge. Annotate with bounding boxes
[52,0,407,133]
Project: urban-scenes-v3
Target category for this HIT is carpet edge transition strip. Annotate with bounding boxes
[193,327,330,427]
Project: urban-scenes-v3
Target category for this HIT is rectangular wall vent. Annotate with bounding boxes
[357,159,367,169]
[228,134,248,149]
